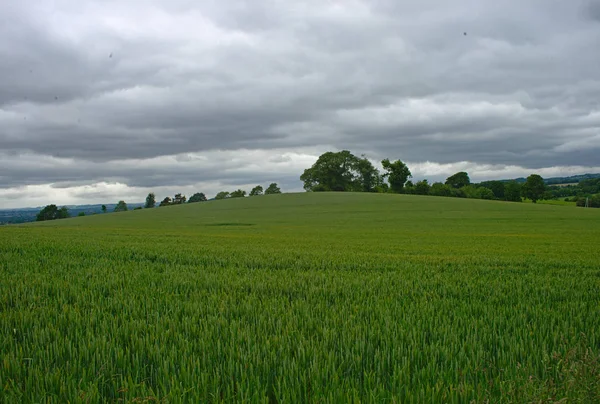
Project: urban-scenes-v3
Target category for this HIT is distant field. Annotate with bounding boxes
[1,193,599,402]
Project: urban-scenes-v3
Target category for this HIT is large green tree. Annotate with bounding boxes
[265,183,282,195]
[381,159,411,193]
[522,174,545,203]
[173,193,187,205]
[215,192,230,200]
[230,189,247,198]
[504,182,522,202]
[36,204,70,221]
[414,180,430,195]
[159,197,172,207]
[300,151,381,192]
[114,201,128,212]
[145,193,156,208]
[445,172,471,189]
[188,192,207,203]
[249,186,264,196]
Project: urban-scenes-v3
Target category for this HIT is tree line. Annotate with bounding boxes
[34,152,600,222]
[300,150,555,204]
[35,183,284,221]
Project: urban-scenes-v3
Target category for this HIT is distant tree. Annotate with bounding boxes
[145,193,156,208]
[381,159,412,193]
[445,172,471,189]
[78,212,86,217]
[215,191,230,200]
[101,205,107,213]
[504,182,522,202]
[230,189,247,198]
[159,197,172,207]
[249,185,264,196]
[521,174,545,203]
[173,193,187,205]
[36,204,64,221]
[430,182,452,197]
[300,150,380,192]
[188,192,207,203]
[114,200,128,212]
[414,180,430,195]
[57,206,70,219]
[356,156,383,192]
[265,183,282,194]
[476,187,495,200]
[479,181,505,199]
[134,206,142,210]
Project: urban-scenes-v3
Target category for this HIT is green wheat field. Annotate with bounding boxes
[1,193,600,403]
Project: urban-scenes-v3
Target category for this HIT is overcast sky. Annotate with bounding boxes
[2,0,600,208]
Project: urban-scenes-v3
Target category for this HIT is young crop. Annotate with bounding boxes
[1,193,599,402]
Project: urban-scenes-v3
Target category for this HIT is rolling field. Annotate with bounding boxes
[1,193,600,402]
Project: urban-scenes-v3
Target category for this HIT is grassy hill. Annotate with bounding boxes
[1,193,600,402]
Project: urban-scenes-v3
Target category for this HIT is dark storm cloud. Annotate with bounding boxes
[1,0,600,207]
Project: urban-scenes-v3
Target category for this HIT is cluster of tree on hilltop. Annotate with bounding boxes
[33,184,283,222]
[299,150,555,204]
[29,153,600,223]
[143,183,282,208]
[214,183,282,200]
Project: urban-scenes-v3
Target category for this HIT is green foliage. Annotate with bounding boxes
[215,191,230,200]
[445,172,471,189]
[188,192,207,203]
[479,181,505,199]
[504,181,522,202]
[300,150,380,192]
[414,180,430,195]
[430,182,452,197]
[145,193,156,209]
[249,186,264,196]
[230,189,247,198]
[576,195,600,208]
[159,197,172,207]
[381,158,412,193]
[522,174,546,203]
[133,207,142,210]
[264,183,282,195]
[36,204,70,221]
[78,212,86,217]
[2,193,600,402]
[173,193,187,205]
[101,205,107,213]
[114,201,128,212]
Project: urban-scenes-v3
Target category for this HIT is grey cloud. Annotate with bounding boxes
[1,0,600,206]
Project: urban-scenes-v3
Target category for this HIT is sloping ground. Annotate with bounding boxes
[1,193,600,402]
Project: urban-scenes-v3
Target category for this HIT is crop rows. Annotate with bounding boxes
[1,193,599,402]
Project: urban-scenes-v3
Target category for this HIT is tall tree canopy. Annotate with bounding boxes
[265,183,282,195]
[159,197,172,207]
[188,192,207,203]
[230,189,247,198]
[114,200,128,212]
[173,193,187,205]
[145,193,156,208]
[445,172,471,189]
[521,174,545,203]
[215,191,230,200]
[249,185,264,196]
[381,159,412,193]
[36,204,70,221]
[300,150,381,192]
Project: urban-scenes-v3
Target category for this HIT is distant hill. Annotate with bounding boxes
[503,173,600,185]
[0,203,144,225]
